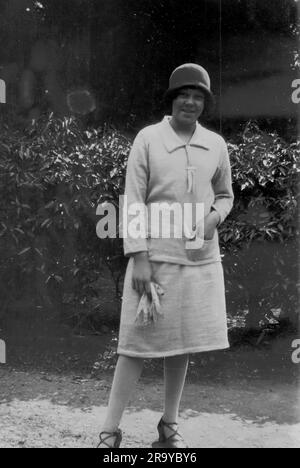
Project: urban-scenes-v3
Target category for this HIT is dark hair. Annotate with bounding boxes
[163,85,215,119]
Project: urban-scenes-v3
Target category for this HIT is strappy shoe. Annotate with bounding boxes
[152,417,188,448]
[97,428,122,448]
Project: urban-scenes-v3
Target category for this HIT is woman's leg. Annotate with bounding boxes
[162,354,189,435]
[99,355,144,445]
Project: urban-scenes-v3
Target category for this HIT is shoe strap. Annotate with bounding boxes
[161,420,184,442]
[98,430,120,448]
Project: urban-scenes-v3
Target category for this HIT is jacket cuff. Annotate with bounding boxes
[124,241,148,257]
[211,204,223,227]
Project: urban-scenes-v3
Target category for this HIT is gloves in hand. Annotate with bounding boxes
[135,282,165,327]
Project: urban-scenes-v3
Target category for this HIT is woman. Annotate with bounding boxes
[97,63,234,448]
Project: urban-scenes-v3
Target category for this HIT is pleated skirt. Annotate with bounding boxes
[117,257,229,358]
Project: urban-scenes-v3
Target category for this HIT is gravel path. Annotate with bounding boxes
[0,368,299,448]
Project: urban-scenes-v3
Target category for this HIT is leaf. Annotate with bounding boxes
[41,218,51,228]
[34,248,43,257]
[45,201,55,209]
[54,275,63,283]
[18,247,31,255]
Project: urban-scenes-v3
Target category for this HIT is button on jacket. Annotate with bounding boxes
[123,116,234,265]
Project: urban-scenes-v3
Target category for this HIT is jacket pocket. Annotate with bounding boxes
[185,237,217,262]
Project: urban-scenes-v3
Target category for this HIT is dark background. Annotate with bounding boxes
[0,0,298,136]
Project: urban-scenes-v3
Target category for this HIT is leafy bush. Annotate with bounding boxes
[220,122,299,328]
[0,118,298,330]
[222,122,298,245]
[0,116,130,319]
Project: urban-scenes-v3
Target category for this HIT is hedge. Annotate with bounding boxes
[0,117,298,329]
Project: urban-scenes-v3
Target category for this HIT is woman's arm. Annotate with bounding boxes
[123,131,149,257]
[123,131,152,296]
[211,140,234,226]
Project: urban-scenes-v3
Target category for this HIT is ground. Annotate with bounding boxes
[0,311,299,448]
[0,368,299,448]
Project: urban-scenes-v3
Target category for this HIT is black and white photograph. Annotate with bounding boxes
[0,0,299,450]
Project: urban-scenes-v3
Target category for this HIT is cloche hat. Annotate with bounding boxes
[164,63,214,112]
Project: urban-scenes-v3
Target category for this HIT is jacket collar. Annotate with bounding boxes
[160,116,211,153]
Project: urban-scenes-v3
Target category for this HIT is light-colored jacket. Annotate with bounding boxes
[123,116,234,265]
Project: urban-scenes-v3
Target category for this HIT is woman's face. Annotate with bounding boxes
[172,87,205,126]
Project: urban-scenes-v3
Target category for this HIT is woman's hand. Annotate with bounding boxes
[132,252,152,297]
[204,210,220,240]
